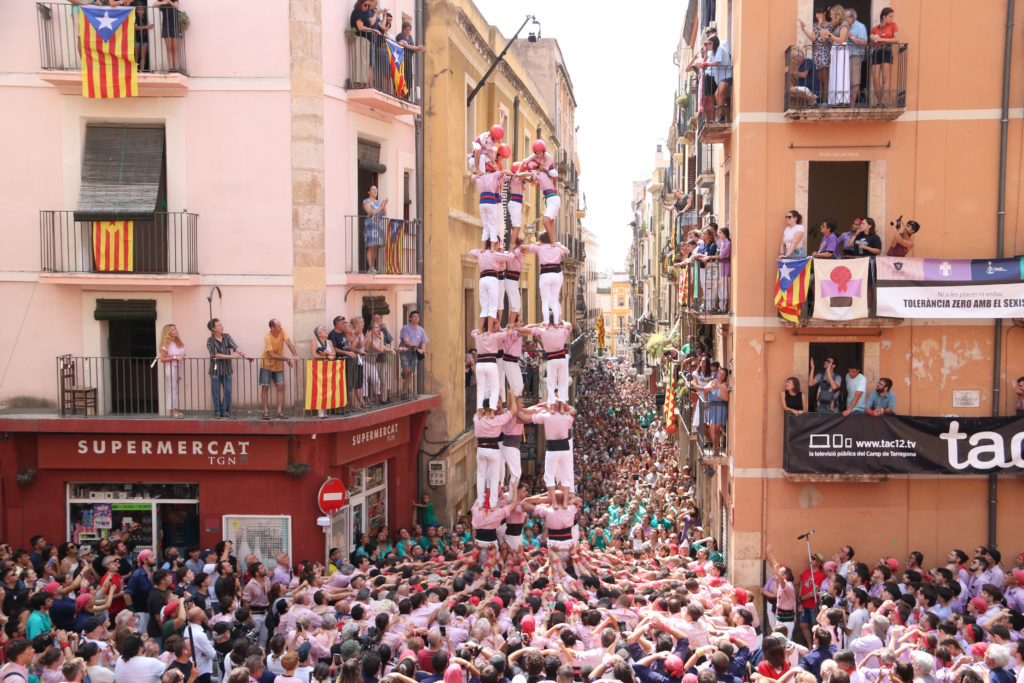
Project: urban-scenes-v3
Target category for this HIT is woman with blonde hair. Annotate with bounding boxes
[159,323,186,418]
[825,4,850,105]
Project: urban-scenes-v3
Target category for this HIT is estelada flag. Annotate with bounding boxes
[92,221,134,272]
[664,376,677,434]
[774,257,811,323]
[80,6,138,99]
[305,360,347,410]
[813,257,870,320]
[385,219,405,274]
[385,39,408,98]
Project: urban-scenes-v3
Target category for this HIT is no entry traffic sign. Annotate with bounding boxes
[318,477,348,515]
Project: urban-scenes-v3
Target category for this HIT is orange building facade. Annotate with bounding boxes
[653,0,1024,588]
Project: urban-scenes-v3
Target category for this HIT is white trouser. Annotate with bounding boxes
[544,194,562,219]
[539,271,563,323]
[543,448,573,487]
[508,200,523,228]
[476,446,502,506]
[364,361,381,394]
[500,359,524,401]
[475,361,500,410]
[500,440,522,482]
[479,203,503,244]
[545,357,569,405]
[504,277,522,312]
[500,528,523,550]
[478,276,501,318]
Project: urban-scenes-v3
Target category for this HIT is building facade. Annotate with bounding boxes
[420,0,582,522]
[649,0,1024,586]
[0,0,438,559]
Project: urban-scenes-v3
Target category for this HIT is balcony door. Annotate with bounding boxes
[100,299,158,414]
[807,161,868,251]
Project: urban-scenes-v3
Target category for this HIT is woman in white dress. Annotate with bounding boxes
[826,4,850,105]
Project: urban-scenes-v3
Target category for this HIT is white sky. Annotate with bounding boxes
[471,0,688,272]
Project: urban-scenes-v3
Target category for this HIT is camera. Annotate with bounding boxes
[889,215,903,229]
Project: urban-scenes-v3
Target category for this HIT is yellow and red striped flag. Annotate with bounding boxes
[79,6,138,99]
[664,376,677,434]
[774,257,812,323]
[92,221,134,272]
[305,360,347,411]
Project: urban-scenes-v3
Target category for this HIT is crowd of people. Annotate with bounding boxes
[3,363,1024,683]
[154,311,428,420]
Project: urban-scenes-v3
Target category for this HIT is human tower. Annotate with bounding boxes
[465,123,581,567]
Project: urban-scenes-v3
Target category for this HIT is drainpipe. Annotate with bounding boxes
[989,0,1014,548]
[415,0,426,500]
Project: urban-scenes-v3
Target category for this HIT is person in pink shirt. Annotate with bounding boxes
[498,482,529,564]
[471,493,511,564]
[522,233,570,325]
[469,124,504,174]
[521,401,576,506]
[507,164,528,244]
[499,395,525,491]
[503,240,526,325]
[526,320,572,406]
[524,139,559,239]
[472,158,510,249]
[473,397,518,508]
[470,320,508,411]
[499,320,532,405]
[521,490,580,562]
[469,247,512,327]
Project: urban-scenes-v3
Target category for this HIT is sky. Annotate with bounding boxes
[473,0,688,272]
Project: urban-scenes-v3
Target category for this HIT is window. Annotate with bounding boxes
[618,316,625,327]
[618,297,625,307]
[808,342,864,413]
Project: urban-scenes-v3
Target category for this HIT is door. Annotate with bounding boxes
[807,161,868,250]
[357,168,379,271]
[157,503,200,560]
[108,319,158,414]
[808,342,863,411]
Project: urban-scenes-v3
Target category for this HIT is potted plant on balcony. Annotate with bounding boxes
[178,11,190,30]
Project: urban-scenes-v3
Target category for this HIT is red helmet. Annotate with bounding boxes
[532,139,547,153]
[490,124,505,141]
[497,143,511,159]
[485,159,502,172]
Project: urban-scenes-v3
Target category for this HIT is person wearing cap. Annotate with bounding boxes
[126,549,157,634]
[799,553,826,648]
[44,579,78,632]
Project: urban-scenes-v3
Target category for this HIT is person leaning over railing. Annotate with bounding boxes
[310,326,336,419]
[865,378,896,417]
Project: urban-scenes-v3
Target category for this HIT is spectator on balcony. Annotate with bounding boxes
[399,311,428,396]
[799,7,831,97]
[870,8,901,107]
[260,319,297,420]
[811,220,840,259]
[702,368,730,457]
[696,227,721,312]
[397,21,424,53]
[781,377,807,417]
[158,324,186,419]
[660,189,692,213]
[836,218,861,257]
[809,357,842,413]
[824,5,851,106]
[328,317,361,410]
[362,186,388,274]
[885,219,920,257]
[845,8,868,104]
[350,1,380,86]
[852,218,882,257]
[780,210,807,259]
[788,50,818,107]
[866,378,896,417]
[1014,376,1024,417]
[690,356,713,436]
[345,318,367,409]
[310,326,336,419]
[206,318,249,419]
[701,36,732,123]
[367,318,395,403]
[841,363,867,416]
[132,2,153,73]
[153,0,182,73]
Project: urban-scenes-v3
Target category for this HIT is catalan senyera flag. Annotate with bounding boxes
[596,315,606,349]
[664,375,677,434]
[774,257,812,323]
[385,219,405,274]
[385,39,408,98]
[79,6,138,99]
[304,360,347,411]
[92,221,134,272]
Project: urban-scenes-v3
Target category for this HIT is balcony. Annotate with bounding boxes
[345,32,421,115]
[784,43,907,120]
[692,390,728,467]
[36,3,189,91]
[343,216,420,280]
[40,211,198,282]
[698,107,731,144]
[696,143,715,188]
[679,260,730,321]
[53,354,420,420]
[677,86,697,143]
[569,333,589,369]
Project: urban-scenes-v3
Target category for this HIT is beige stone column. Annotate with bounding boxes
[290,0,326,348]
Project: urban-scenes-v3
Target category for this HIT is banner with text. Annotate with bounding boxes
[876,256,1024,318]
[783,413,1024,475]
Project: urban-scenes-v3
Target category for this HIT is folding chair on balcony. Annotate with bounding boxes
[59,354,97,416]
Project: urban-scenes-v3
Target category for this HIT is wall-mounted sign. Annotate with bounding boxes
[38,435,288,471]
[952,390,981,409]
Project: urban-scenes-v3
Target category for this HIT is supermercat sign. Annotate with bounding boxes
[784,414,1024,475]
[37,435,289,471]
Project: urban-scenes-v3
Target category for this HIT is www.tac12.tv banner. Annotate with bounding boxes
[875,256,1024,318]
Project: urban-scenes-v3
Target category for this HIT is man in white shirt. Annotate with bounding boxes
[845,588,870,644]
[184,607,217,683]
